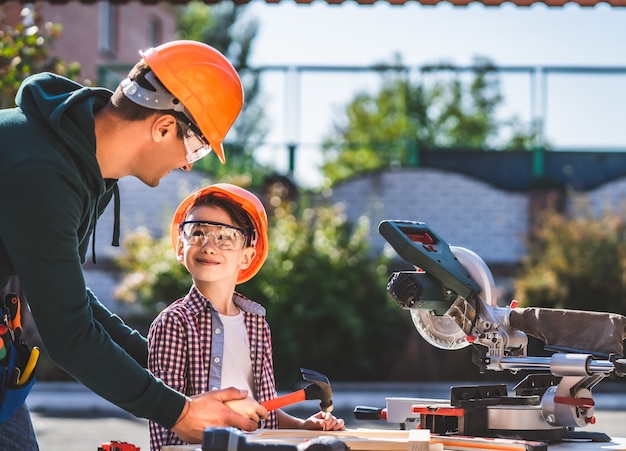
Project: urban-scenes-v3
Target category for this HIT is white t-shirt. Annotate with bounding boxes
[218,310,254,394]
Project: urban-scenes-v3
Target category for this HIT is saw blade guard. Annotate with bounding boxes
[410,246,498,350]
[379,220,526,359]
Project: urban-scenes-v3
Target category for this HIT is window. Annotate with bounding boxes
[98,1,118,56]
[148,15,163,47]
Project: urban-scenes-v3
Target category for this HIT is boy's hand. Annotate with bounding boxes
[171,387,267,444]
[303,411,345,431]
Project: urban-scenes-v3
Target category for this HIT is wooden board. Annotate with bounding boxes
[163,428,430,451]
[163,430,626,451]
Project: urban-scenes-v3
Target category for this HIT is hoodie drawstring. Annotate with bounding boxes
[91,183,121,264]
[111,183,121,247]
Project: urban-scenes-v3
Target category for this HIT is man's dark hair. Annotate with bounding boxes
[110,61,184,139]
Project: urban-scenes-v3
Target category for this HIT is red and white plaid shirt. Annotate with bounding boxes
[147,285,278,450]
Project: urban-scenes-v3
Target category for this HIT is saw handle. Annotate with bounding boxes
[261,389,306,412]
[353,405,387,420]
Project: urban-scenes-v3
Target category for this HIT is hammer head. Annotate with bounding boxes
[300,368,333,413]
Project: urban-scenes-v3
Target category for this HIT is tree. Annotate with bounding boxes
[321,57,538,186]
[176,1,271,185]
[515,198,626,316]
[114,226,191,315]
[0,5,81,108]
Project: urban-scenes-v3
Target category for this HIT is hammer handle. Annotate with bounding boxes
[261,389,306,412]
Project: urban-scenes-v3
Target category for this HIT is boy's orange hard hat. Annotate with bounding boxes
[171,183,269,284]
[140,40,244,164]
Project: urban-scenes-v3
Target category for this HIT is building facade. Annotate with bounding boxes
[1,1,178,86]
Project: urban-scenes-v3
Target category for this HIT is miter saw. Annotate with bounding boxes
[355,220,626,443]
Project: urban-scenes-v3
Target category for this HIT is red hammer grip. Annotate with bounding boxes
[261,389,306,412]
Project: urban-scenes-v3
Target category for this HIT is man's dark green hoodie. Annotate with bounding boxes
[0,73,184,428]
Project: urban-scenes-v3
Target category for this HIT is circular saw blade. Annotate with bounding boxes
[412,246,497,350]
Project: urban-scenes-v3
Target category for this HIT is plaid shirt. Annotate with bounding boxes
[147,285,278,451]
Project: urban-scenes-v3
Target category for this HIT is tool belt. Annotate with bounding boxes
[0,293,38,424]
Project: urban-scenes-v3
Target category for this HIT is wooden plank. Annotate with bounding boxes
[251,430,544,451]
[163,428,429,451]
[248,428,428,450]
[162,436,626,451]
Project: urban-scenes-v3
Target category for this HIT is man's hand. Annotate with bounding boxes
[171,387,268,444]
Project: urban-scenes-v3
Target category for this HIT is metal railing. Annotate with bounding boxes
[99,64,626,185]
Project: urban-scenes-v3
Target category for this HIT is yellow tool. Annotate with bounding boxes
[17,346,39,385]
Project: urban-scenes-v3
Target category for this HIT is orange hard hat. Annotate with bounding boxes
[171,183,269,284]
[122,40,244,164]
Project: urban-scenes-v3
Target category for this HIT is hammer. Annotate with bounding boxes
[261,368,333,413]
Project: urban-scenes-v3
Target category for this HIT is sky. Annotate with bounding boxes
[236,1,626,186]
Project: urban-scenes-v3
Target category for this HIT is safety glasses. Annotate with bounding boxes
[181,122,212,165]
[180,220,250,250]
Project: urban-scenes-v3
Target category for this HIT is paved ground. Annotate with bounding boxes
[27,381,626,451]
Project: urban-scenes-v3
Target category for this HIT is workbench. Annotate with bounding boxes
[162,429,626,451]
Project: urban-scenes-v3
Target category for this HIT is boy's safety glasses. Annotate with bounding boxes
[180,220,250,250]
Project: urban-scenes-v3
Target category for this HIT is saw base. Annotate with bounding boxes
[413,384,612,443]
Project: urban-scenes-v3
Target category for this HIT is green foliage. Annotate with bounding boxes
[0,8,81,108]
[321,58,538,186]
[114,197,412,383]
[515,199,626,315]
[114,227,191,315]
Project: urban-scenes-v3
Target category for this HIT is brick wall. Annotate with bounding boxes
[331,168,528,264]
[579,177,626,215]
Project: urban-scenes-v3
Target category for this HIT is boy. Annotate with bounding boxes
[148,183,344,450]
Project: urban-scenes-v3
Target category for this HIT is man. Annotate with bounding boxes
[0,40,267,450]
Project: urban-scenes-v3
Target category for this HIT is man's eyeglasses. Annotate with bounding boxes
[180,221,250,250]
[180,122,212,165]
